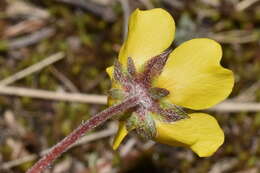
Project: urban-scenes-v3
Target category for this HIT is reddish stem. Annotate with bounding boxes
[26,96,139,173]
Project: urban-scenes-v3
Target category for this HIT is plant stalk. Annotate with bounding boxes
[26,96,139,173]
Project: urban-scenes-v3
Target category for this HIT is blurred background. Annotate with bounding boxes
[0,0,260,172]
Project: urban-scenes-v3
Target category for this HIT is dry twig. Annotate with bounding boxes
[209,158,238,173]
[210,30,259,44]
[8,27,55,49]
[138,0,154,9]
[119,138,137,157]
[50,67,79,93]
[208,101,260,112]
[119,0,130,40]
[0,86,107,104]
[236,0,260,11]
[56,0,116,22]
[6,0,50,19]
[232,81,260,102]
[0,85,259,112]
[3,19,46,38]
[0,52,65,86]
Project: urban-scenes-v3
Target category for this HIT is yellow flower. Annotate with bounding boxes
[106,8,234,157]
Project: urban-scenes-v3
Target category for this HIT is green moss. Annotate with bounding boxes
[0,40,8,51]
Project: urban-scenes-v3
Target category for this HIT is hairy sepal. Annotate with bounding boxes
[126,110,156,140]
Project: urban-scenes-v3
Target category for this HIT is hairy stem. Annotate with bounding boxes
[26,96,139,173]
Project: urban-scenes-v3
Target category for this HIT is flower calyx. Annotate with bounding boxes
[108,49,189,140]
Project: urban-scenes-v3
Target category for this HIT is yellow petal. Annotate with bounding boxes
[119,8,175,70]
[106,66,115,107]
[112,121,128,150]
[106,66,113,79]
[155,113,224,157]
[154,38,234,110]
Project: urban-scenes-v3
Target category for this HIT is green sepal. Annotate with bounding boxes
[126,111,156,140]
[149,87,170,100]
[157,99,190,122]
[108,88,125,100]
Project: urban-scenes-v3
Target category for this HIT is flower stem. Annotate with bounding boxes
[26,96,139,173]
